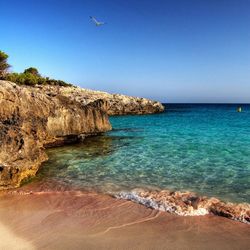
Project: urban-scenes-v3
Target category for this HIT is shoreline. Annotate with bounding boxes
[4,184,250,224]
[0,187,249,250]
[3,176,250,224]
[115,189,250,224]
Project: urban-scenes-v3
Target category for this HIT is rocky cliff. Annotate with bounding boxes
[0,81,112,189]
[39,85,165,115]
[0,81,164,189]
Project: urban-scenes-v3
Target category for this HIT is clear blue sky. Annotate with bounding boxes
[1,0,250,103]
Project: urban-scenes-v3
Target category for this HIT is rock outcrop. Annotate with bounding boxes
[39,85,165,115]
[0,81,164,189]
[0,81,111,189]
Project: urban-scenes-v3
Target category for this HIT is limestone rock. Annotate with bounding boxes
[0,81,111,189]
[0,80,164,189]
[39,85,165,115]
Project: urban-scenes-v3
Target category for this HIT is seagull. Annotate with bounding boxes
[90,16,105,26]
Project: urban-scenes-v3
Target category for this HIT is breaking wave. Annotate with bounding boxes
[114,189,250,224]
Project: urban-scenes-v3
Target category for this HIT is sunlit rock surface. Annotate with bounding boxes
[0,81,164,189]
[39,84,165,115]
[0,81,111,189]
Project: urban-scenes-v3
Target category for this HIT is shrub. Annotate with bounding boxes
[23,73,38,85]
[0,51,73,87]
[37,77,47,85]
[4,73,19,83]
[4,72,73,87]
[0,51,10,78]
[23,67,40,77]
[5,72,37,85]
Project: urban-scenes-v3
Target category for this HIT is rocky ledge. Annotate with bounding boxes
[39,85,165,115]
[0,81,164,189]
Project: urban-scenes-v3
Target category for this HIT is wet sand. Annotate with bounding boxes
[0,185,249,250]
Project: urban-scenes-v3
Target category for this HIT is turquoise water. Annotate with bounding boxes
[37,104,250,203]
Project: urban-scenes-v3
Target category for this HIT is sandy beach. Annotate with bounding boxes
[0,184,249,250]
[1,1,250,249]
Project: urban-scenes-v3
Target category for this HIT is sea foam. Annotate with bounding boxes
[114,189,250,224]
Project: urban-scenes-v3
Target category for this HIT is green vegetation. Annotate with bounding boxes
[23,67,41,76]
[0,51,73,87]
[4,71,73,86]
[0,51,10,78]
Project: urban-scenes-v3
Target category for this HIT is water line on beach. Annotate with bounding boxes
[92,211,161,236]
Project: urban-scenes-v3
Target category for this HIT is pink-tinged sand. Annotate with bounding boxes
[0,188,249,250]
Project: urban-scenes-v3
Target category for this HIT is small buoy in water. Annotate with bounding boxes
[237,107,242,112]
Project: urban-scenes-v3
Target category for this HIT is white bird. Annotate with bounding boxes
[90,16,105,26]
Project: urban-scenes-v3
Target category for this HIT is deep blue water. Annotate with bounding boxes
[37,104,250,203]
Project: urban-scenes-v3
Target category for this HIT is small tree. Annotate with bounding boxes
[23,73,38,85]
[0,51,10,78]
[23,67,40,77]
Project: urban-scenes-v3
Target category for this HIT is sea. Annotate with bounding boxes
[35,104,250,204]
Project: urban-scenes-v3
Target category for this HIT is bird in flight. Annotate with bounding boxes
[90,16,105,26]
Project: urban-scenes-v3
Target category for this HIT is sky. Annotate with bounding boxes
[1,0,250,103]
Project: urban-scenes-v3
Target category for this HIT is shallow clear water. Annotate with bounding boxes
[36,104,250,203]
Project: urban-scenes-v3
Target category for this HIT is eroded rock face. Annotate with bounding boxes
[38,85,165,115]
[0,81,112,189]
[0,80,164,189]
